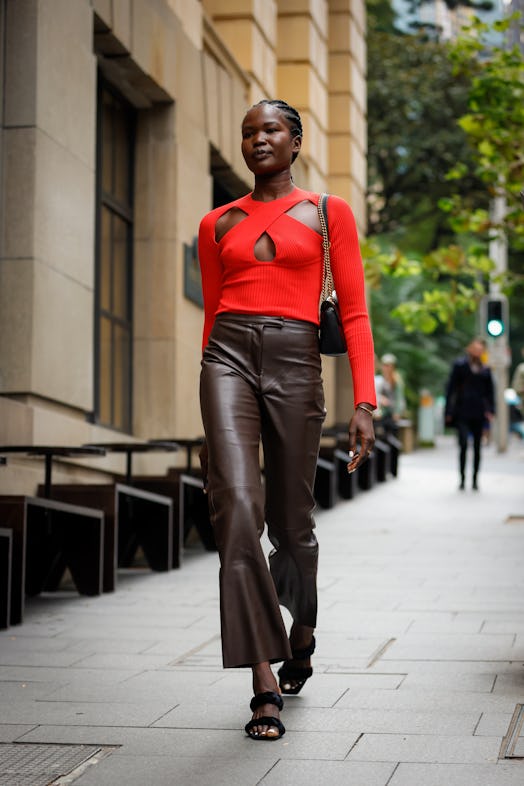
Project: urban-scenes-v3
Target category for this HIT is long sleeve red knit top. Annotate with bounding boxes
[198,187,376,408]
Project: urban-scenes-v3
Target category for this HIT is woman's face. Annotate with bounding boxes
[241,104,301,175]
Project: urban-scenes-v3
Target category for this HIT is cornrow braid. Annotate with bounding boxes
[253,99,303,161]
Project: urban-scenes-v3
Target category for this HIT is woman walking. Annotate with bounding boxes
[198,99,376,740]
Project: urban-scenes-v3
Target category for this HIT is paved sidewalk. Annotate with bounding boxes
[1,435,524,785]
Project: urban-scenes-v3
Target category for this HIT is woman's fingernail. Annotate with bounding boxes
[348,450,354,458]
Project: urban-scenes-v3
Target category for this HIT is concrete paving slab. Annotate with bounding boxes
[0,634,81,652]
[348,732,502,763]
[0,666,143,684]
[70,753,277,786]
[394,669,497,692]
[492,673,524,695]
[0,650,89,668]
[335,687,520,714]
[475,712,515,736]
[259,760,397,786]
[1,699,177,727]
[0,681,63,701]
[385,633,517,661]
[280,706,479,735]
[67,652,181,670]
[0,725,36,742]
[389,762,524,785]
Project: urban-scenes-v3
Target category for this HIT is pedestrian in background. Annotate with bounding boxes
[511,347,524,418]
[445,337,495,490]
[374,353,406,436]
[198,99,376,741]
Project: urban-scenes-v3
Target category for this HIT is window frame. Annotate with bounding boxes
[93,76,136,432]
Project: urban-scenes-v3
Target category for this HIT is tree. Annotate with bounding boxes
[367,30,483,251]
[366,14,524,338]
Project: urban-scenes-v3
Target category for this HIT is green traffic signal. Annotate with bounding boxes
[486,299,505,338]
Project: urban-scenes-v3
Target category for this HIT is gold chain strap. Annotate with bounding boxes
[317,193,333,306]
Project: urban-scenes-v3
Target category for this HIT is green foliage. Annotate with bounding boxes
[444,14,524,248]
[367,29,482,248]
[366,12,524,342]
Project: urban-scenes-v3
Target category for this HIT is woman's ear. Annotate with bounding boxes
[292,135,302,156]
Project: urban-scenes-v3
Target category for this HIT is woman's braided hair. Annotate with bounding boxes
[253,99,303,162]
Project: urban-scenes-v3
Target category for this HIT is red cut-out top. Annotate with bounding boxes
[198,187,376,408]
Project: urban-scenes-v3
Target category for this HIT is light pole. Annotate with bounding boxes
[487,192,510,452]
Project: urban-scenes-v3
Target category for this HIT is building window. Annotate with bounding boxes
[94,79,135,431]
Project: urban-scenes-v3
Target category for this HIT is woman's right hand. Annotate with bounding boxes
[199,440,209,494]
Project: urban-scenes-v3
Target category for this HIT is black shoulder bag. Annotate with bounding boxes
[317,193,347,356]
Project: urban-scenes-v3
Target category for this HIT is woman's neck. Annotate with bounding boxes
[251,170,296,202]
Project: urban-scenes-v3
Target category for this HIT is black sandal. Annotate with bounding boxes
[278,635,316,695]
[244,691,285,740]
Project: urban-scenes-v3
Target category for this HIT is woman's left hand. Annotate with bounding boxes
[346,406,376,474]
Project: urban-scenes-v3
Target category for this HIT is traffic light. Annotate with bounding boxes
[486,299,504,337]
[482,295,508,339]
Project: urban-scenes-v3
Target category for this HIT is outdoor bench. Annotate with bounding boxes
[0,495,104,625]
[42,483,174,590]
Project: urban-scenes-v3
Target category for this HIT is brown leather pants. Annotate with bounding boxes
[200,314,325,668]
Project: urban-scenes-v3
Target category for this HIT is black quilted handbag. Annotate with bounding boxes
[317,193,347,356]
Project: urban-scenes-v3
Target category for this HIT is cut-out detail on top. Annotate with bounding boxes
[254,231,276,261]
[215,207,248,243]
[214,194,323,266]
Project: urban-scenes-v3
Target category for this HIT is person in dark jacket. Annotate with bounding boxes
[445,337,495,490]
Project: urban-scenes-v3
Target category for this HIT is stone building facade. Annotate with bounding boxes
[0,0,367,490]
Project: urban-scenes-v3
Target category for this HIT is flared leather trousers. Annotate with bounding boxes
[200,314,326,668]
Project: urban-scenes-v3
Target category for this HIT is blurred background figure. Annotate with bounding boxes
[445,337,495,491]
[511,347,524,419]
[374,353,406,436]
[508,347,524,439]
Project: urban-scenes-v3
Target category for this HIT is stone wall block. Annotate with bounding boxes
[349,18,366,75]
[0,259,34,392]
[113,0,132,50]
[134,239,176,340]
[173,329,206,436]
[277,15,311,60]
[212,18,271,93]
[131,0,178,100]
[31,262,94,411]
[34,130,95,290]
[329,51,352,93]
[278,0,328,38]
[0,398,33,444]
[277,63,310,110]
[133,338,176,437]
[350,142,367,192]
[329,134,351,173]
[174,28,206,128]
[232,78,250,175]
[328,174,366,231]
[277,15,326,83]
[134,107,177,243]
[218,68,234,164]
[2,127,36,259]
[4,0,37,126]
[350,0,366,36]
[203,0,276,42]
[203,53,221,149]
[349,106,366,153]
[328,9,350,50]
[329,92,350,133]
[168,0,202,50]
[36,0,96,169]
[93,0,112,25]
